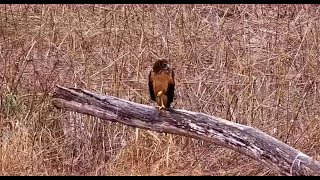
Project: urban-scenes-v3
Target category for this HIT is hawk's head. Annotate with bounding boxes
[153,59,171,73]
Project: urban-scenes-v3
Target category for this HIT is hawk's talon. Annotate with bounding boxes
[157,105,166,110]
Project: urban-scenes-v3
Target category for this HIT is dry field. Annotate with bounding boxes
[1,4,320,176]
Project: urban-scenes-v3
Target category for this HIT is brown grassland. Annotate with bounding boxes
[1,4,320,176]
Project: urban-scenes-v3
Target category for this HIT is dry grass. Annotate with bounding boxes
[1,4,320,176]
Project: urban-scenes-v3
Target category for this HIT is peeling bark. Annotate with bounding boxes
[51,85,320,176]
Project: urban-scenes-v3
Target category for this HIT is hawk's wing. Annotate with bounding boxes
[148,70,156,101]
[166,69,175,105]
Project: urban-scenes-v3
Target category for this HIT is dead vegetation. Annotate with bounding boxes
[1,4,320,176]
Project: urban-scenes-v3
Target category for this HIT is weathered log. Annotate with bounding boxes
[51,85,320,176]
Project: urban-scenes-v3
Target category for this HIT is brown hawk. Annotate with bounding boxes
[148,59,175,110]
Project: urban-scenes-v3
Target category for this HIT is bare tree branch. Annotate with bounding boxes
[51,85,320,176]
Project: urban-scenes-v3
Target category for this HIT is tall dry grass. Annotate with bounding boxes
[1,4,320,176]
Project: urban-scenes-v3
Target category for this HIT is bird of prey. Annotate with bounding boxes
[148,59,175,110]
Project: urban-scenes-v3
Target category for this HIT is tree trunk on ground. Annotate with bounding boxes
[51,85,320,176]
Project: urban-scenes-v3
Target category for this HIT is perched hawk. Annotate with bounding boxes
[148,59,175,110]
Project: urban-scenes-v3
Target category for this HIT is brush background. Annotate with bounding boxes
[1,4,320,175]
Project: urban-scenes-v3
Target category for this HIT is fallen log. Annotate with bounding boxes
[51,85,320,176]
